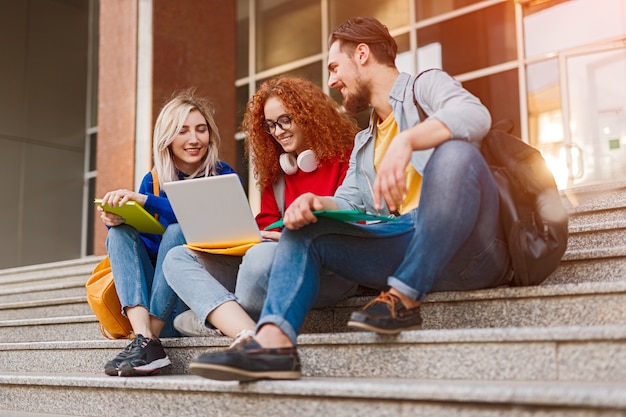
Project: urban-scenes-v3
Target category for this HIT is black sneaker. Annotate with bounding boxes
[347,291,422,335]
[189,336,301,382]
[104,340,134,376]
[117,334,171,377]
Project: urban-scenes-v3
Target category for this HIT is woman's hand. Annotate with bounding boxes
[97,205,125,227]
[100,189,147,207]
[98,189,148,227]
[260,230,281,242]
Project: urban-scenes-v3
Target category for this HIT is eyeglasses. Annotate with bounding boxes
[261,114,292,135]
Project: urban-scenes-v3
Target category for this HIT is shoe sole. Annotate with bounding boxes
[189,362,301,382]
[347,319,422,335]
[104,366,119,376]
[118,357,172,377]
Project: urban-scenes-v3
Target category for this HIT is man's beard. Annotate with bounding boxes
[343,81,370,115]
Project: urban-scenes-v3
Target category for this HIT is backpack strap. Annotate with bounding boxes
[150,168,160,221]
[151,168,160,196]
[411,69,438,122]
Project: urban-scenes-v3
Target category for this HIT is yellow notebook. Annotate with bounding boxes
[94,199,166,235]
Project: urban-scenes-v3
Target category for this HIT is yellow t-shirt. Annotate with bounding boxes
[374,113,422,214]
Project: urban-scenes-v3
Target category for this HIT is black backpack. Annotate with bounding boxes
[412,71,569,286]
[480,125,569,285]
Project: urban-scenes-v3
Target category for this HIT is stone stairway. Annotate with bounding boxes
[1,181,625,417]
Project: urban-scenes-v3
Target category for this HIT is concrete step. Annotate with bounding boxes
[1,325,625,382]
[0,233,623,316]
[0,296,91,320]
[561,181,626,211]
[0,369,625,416]
[0,411,87,417]
[2,278,626,342]
[0,189,621,307]
[0,257,100,285]
[0,315,101,342]
[566,225,626,253]
[0,277,90,304]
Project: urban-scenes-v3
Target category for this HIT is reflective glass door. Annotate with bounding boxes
[562,44,626,187]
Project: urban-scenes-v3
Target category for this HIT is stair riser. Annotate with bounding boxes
[0,286,87,304]
[3,288,626,342]
[0,302,92,320]
[545,257,626,285]
[0,264,96,285]
[1,338,625,382]
[568,206,626,229]
[0,276,86,295]
[0,322,102,343]
[566,228,626,253]
[0,384,622,417]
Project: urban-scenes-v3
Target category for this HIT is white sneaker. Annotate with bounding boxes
[174,310,224,337]
[229,329,256,348]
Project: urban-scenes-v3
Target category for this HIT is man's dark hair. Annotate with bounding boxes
[329,16,397,67]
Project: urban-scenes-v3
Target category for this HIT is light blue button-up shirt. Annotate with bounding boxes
[331,70,491,215]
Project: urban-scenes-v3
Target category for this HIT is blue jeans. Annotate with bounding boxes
[258,140,511,344]
[106,223,186,337]
[163,241,358,325]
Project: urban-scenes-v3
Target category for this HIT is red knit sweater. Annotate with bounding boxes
[255,157,350,230]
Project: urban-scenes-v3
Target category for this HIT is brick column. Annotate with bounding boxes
[94,0,237,255]
[152,0,237,164]
[94,0,138,255]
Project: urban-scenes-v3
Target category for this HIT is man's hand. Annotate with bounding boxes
[373,132,412,213]
[373,118,452,212]
[282,193,335,230]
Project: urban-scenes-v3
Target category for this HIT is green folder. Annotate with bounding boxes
[264,209,397,230]
[94,199,166,235]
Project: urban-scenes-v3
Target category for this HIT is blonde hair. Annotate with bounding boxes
[152,89,221,187]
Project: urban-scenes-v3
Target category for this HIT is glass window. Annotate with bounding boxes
[256,61,324,90]
[86,176,96,255]
[526,58,561,147]
[236,84,249,131]
[415,0,484,21]
[329,0,410,32]
[256,0,321,72]
[417,1,515,76]
[89,132,97,171]
[394,33,413,74]
[462,69,521,138]
[523,0,626,59]
[237,0,250,79]
[236,138,249,196]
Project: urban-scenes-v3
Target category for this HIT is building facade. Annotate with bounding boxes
[1,0,625,269]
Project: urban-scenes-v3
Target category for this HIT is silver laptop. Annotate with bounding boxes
[162,173,262,248]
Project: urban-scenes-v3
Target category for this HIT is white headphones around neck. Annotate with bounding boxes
[279,149,318,175]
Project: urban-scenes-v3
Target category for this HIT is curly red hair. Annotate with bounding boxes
[242,76,358,191]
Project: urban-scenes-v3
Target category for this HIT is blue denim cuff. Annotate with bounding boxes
[257,314,298,346]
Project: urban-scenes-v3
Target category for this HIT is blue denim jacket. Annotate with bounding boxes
[331,70,491,215]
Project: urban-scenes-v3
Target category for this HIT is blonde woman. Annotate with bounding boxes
[97,89,236,377]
